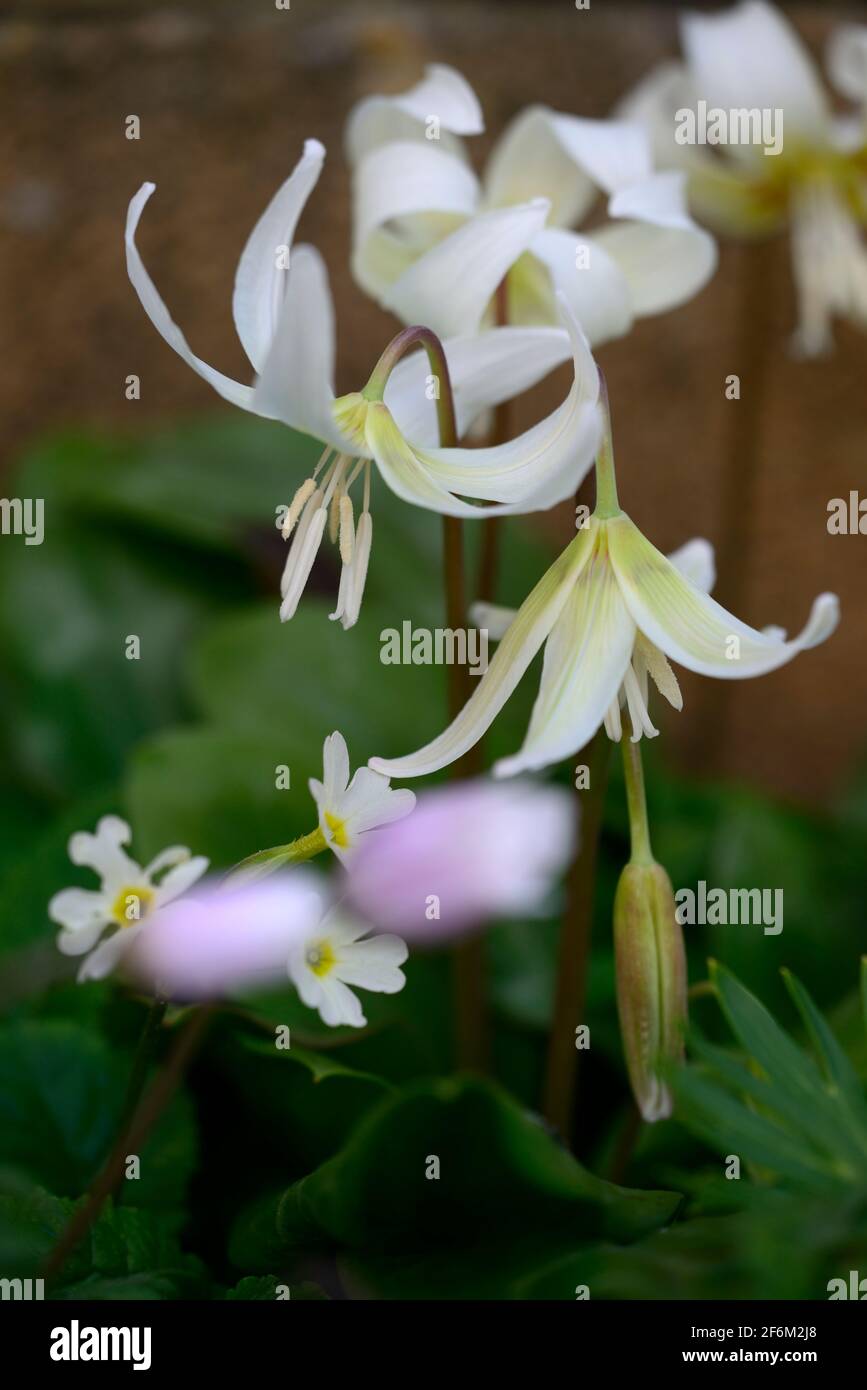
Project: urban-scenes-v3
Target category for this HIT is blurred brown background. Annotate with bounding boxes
[1,0,864,804]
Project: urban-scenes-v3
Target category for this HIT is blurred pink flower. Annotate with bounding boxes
[126,873,327,1001]
[343,778,577,940]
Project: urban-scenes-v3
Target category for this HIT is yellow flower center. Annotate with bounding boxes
[324,811,350,849]
[305,939,337,978]
[110,883,156,927]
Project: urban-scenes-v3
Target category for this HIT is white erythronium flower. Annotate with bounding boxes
[126,140,602,629]
[370,432,839,780]
[347,63,717,347]
[621,0,867,355]
[309,730,416,864]
[49,815,208,982]
[288,908,408,1028]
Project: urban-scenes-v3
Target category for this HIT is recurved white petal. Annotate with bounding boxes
[681,0,829,150]
[827,24,867,104]
[384,325,573,446]
[607,513,840,678]
[353,140,479,250]
[548,114,651,194]
[379,199,551,339]
[345,63,483,165]
[668,537,715,592]
[78,928,137,982]
[369,529,593,779]
[232,139,326,373]
[528,226,634,345]
[483,105,597,226]
[253,245,355,450]
[126,184,255,413]
[594,172,718,315]
[409,294,601,509]
[494,533,636,776]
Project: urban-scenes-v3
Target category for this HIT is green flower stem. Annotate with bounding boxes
[593,375,620,519]
[118,994,167,1137]
[476,275,510,603]
[367,321,487,1072]
[44,1005,214,1288]
[224,826,328,885]
[621,717,653,866]
[542,727,612,1141]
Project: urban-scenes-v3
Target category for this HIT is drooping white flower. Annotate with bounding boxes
[347,64,717,347]
[287,910,408,1028]
[621,0,867,355]
[49,815,208,982]
[309,730,416,864]
[126,140,602,629]
[370,514,839,781]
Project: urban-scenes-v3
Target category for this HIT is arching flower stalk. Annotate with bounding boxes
[126,140,601,631]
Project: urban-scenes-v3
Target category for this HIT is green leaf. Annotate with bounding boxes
[782,968,867,1123]
[268,1076,679,1298]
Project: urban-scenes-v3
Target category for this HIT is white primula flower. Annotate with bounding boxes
[346,64,717,346]
[126,140,602,629]
[370,513,839,780]
[49,815,208,982]
[309,731,416,864]
[288,909,408,1028]
[621,0,867,355]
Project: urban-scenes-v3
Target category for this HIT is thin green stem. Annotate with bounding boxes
[542,728,612,1140]
[593,375,620,519]
[367,321,487,1072]
[44,1005,214,1287]
[224,826,327,885]
[621,715,653,865]
[118,995,167,1136]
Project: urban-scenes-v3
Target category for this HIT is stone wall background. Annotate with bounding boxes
[1,0,864,804]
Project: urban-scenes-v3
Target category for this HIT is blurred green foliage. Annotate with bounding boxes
[0,418,865,1299]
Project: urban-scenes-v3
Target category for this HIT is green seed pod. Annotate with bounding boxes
[613,860,688,1122]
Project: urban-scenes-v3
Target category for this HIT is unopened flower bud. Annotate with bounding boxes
[613,860,687,1123]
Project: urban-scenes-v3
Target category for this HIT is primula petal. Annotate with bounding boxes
[56,922,107,958]
[48,887,108,933]
[253,245,355,450]
[334,935,408,993]
[607,513,840,678]
[483,106,597,226]
[345,63,483,165]
[494,531,636,775]
[155,855,210,906]
[68,815,139,885]
[125,184,255,413]
[369,529,592,778]
[681,0,829,149]
[232,139,326,373]
[78,929,136,983]
[379,199,551,339]
[320,731,351,804]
